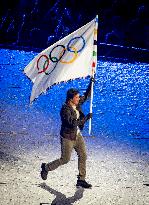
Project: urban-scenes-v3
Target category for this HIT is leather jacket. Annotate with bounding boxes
[60,81,92,140]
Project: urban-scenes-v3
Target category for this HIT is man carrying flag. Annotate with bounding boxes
[41,77,94,188]
[24,15,98,188]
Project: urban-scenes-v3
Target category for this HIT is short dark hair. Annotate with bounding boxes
[66,88,79,102]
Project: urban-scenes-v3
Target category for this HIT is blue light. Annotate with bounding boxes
[0,48,148,155]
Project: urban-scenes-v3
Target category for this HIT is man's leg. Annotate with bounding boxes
[45,137,74,171]
[74,134,92,188]
[74,133,87,180]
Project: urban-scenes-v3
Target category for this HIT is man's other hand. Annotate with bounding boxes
[90,77,95,83]
[86,113,92,120]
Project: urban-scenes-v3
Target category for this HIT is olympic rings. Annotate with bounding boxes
[36,36,86,75]
[60,46,78,64]
[45,63,57,75]
[44,46,78,75]
[67,36,85,53]
[49,45,66,63]
[37,55,49,73]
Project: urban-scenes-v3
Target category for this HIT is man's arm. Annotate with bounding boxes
[60,107,78,128]
[79,77,95,105]
[60,107,92,129]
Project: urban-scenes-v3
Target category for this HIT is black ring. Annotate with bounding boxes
[49,45,66,63]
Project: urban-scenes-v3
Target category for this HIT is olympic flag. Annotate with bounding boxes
[24,16,98,103]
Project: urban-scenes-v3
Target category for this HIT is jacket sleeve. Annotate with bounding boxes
[60,107,78,128]
[79,80,92,105]
[60,107,87,129]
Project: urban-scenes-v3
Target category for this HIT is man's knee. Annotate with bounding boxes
[60,157,70,165]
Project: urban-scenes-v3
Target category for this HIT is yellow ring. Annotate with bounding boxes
[60,46,78,64]
[94,29,98,35]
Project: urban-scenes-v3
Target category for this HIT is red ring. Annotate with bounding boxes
[37,55,49,73]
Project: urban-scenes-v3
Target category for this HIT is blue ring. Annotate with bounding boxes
[67,36,85,53]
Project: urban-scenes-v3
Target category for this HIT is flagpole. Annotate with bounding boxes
[89,15,98,135]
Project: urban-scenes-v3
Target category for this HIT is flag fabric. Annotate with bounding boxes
[24,17,98,103]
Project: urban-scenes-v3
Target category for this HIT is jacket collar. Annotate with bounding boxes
[64,102,79,110]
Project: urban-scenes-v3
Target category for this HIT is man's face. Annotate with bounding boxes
[71,94,80,105]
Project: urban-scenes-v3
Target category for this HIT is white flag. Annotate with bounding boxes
[24,17,97,103]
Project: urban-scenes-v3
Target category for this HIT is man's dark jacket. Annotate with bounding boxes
[60,81,92,140]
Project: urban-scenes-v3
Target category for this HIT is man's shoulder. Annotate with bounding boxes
[61,103,71,111]
[60,103,73,117]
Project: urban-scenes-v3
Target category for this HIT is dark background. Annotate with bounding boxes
[0,0,149,50]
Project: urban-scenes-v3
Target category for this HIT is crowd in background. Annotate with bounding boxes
[0,0,149,49]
